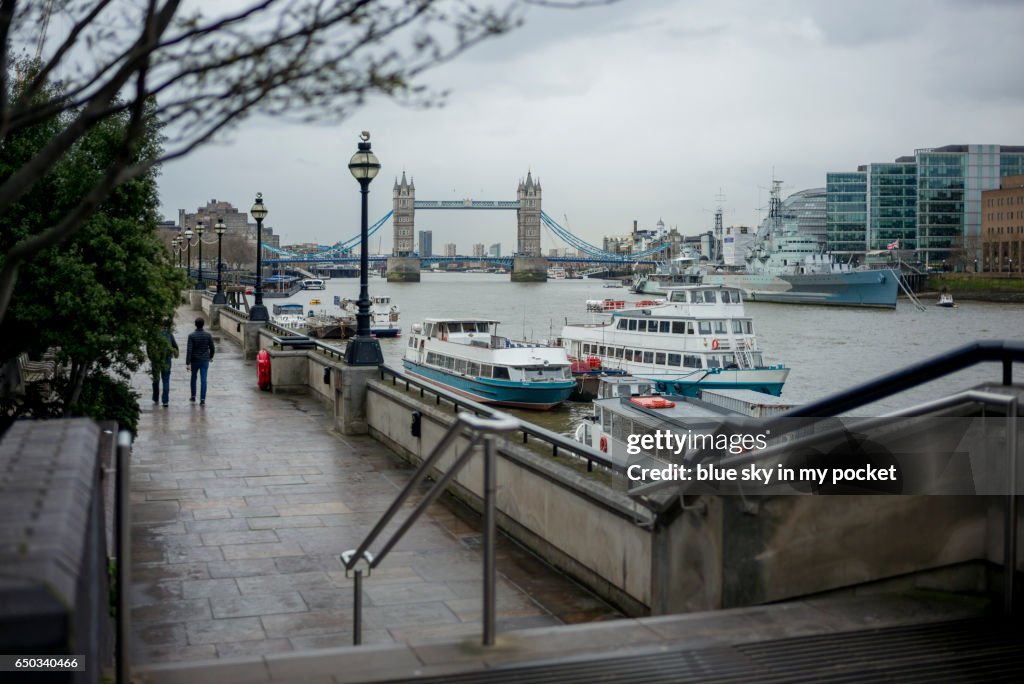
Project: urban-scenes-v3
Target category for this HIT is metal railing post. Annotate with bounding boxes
[1005,397,1018,615]
[353,569,363,645]
[116,430,132,684]
[483,434,497,646]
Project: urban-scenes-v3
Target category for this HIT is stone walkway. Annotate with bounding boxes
[128,305,620,664]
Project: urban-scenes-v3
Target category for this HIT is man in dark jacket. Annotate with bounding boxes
[149,326,179,407]
[185,317,216,405]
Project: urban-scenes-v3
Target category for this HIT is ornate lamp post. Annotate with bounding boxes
[249,193,269,321]
[213,217,228,304]
[195,220,206,289]
[184,227,194,278]
[345,131,383,366]
[171,237,180,267]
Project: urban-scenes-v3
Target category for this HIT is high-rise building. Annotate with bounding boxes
[780,188,827,238]
[981,175,1024,274]
[827,144,1024,262]
[488,243,501,257]
[418,230,432,257]
[443,242,457,257]
[472,243,485,257]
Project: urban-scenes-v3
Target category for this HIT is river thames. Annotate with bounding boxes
[269,272,1024,433]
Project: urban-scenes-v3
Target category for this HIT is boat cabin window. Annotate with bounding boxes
[617,319,628,329]
[672,321,686,334]
[467,362,480,375]
[714,320,727,334]
[669,290,687,303]
[659,321,671,333]
[727,290,742,303]
[455,359,467,373]
[667,353,681,366]
[628,319,638,331]
[624,350,634,361]
[425,323,435,337]
[684,355,702,368]
[493,367,510,380]
[708,356,720,368]
[732,320,744,333]
[448,322,463,333]
[698,321,712,335]
[642,351,654,364]
[615,347,624,359]
[655,352,666,365]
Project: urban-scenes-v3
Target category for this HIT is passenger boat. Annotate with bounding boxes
[573,376,795,467]
[560,284,790,397]
[547,266,568,280]
[403,318,576,410]
[272,303,307,330]
[370,295,401,337]
[936,291,956,308]
[302,278,326,290]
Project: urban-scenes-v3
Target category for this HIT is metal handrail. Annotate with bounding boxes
[377,364,620,473]
[341,411,520,646]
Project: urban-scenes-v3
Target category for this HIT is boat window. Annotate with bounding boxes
[672,321,686,334]
[636,320,646,332]
[667,353,681,366]
[617,319,628,329]
[455,359,467,374]
[669,290,687,303]
[611,414,626,442]
[425,323,435,337]
[615,347,624,358]
[690,291,701,303]
[481,364,492,378]
[562,367,572,379]
[448,323,463,333]
[752,353,763,366]
[688,322,695,334]
[703,291,716,303]
[732,320,744,333]
[659,321,670,333]
[655,352,666,365]
[616,384,631,397]
[493,366,510,380]
[625,349,634,361]
[708,356,720,368]
[684,355,702,368]
[698,321,711,334]
[714,320,727,334]
[746,321,754,334]
[731,290,743,303]
[445,356,455,370]
[467,362,479,376]
[599,345,607,356]
[628,319,638,331]
[643,351,654,364]
[601,407,610,431]
[463,322,476,333]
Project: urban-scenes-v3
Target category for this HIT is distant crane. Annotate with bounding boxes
[15,0,54,83]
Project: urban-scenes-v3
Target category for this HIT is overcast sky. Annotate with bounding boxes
[156,0,1024,254]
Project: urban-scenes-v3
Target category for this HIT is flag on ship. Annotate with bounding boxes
[887,239,900,250]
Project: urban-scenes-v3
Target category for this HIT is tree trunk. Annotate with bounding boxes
[64,359,89,414]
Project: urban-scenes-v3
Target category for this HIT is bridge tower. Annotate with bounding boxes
[512,171,548,282]
[387,171,421,282]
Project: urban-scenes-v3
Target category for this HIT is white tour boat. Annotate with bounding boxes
[302,278,326,290]
[560,284,790,397]
[404,318,576,410]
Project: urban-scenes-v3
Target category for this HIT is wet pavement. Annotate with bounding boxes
[128,305,621,664]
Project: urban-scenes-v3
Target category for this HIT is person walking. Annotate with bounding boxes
[149,325,179,407]
[185,317,216,405]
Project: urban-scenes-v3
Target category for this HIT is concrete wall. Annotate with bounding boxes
[386,256,421,282]
[366,378,653,615]
[511,256,548,282]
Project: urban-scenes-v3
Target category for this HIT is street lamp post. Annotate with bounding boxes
[213,217,227,304]
[185,228,194,279]
[195,220,206,290]
[344,131,383,366]
[171,237,180,268]
[249,194,269,321]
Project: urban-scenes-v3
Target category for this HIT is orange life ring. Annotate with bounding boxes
[711,338,720,350]
[599,435,609,453]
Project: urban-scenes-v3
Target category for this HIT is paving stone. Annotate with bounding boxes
[221,541,305,560]
[181,578,242,600]
[132,598,212,625]
[186,617,267,645]
[200,529,279,546]
[215,638,294,659]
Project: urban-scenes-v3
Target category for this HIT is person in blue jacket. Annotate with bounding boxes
[185,318,216,405]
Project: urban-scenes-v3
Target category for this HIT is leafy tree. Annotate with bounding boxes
[0,70,186,421]
[0,0,616,325]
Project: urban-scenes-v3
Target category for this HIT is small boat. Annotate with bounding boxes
[603,282,622,288]
[302,278,326,290]
[936,291,956,308]
[561,284,790,397]
[370,295,401,337]
[547,267,568,280]
[308,298,322,306]
[404,318,575,410]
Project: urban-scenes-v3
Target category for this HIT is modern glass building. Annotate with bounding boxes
[418,230,432,258]
[825,172,867,253]
[780,188,827,238]
[866,160,917,251]
[827,145,1024,264]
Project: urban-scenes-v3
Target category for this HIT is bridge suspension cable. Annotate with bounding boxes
[539,211,668,261]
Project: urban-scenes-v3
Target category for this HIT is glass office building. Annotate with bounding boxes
[825,172,867,253]
[866,161,917,251]
[780,188,827,238]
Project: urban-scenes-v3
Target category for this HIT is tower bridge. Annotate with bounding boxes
[388,171,545,282]
[260,170,671,281]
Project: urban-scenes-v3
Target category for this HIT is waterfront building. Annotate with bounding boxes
[780,188,826,238]
[981,174,1024,275]
[489,243,501,257]
[825,171,868,254]
[866,160,917,252]
[443,242,457,257]
[826,144,1024,263]
[419,230,433,258]
[472,243,485,258]
[722,225,754,266]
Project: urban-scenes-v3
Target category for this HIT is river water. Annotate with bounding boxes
[273,273,1024,434]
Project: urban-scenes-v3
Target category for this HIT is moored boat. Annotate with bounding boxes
[560,284,790,397]
[403,318,575,410]
[936,291,956,308]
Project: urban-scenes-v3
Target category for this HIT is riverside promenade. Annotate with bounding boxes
[127,305,620,664]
